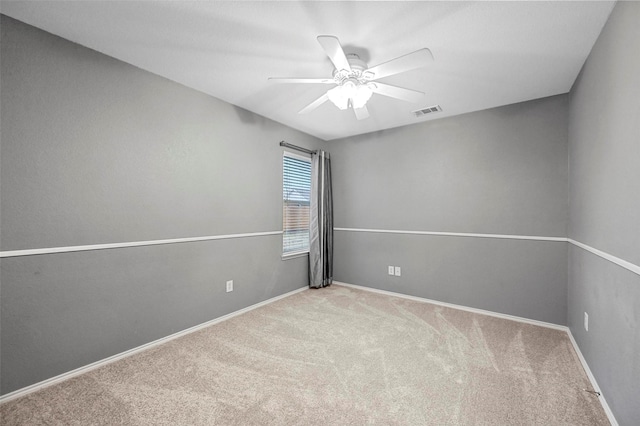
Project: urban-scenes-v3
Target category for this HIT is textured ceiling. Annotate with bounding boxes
[1,1,615,141]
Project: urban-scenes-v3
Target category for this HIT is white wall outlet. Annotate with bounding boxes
[584,312,589,331]
[388,266,394,275]
[394,266,401,277]
[226,280,233,293]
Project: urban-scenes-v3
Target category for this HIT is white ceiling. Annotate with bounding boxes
[1,1,615,141]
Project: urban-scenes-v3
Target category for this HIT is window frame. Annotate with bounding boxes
[282,151,312,259]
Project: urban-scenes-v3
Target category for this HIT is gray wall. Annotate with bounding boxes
[329,95,569,325]
[0,15,324,395]
[567,2,640,425]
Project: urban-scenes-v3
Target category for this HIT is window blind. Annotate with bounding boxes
[283,154,311,255]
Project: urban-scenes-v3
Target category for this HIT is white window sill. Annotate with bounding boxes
[282,251,309,260]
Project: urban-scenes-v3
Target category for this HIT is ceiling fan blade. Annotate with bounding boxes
[299,93,330,114]
[268,77,334,84]
[367,48,433,80]
[317,35,352,72]
[353,105,370,121]
[370,83,425,103]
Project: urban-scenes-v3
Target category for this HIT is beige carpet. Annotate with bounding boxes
[1,285,609,425]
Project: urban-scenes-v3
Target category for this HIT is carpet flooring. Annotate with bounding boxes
[1,285,609,425]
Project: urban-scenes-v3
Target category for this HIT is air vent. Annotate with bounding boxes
[413,105,442,117]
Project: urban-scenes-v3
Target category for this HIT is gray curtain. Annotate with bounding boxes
[309,150,333,288]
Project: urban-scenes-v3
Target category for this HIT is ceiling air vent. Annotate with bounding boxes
[413,105,442,117]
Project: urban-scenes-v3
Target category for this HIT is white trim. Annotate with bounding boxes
[569,238,640,276]
[335,281,618,424]
[333,281,566,330]
[566,330,619,426]
[0,285,309,404]
[333,228,640,276]
[0,231,283,258]
[281,251,309,260]
[334,227,566,242]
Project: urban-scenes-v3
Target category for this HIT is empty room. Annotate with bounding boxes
[0,1,638,425]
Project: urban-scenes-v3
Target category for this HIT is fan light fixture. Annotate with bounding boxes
[269,36,433,120]
[327,80,373,110]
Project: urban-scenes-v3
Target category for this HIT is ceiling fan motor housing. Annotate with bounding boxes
[332,54,373,85]
[346,54,367,71]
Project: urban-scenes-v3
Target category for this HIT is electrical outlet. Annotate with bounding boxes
[226,280,233,293]
[388,266,394,275]
[394,266,401,277]
[584,312,589,331]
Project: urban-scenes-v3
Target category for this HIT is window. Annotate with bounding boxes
[282,152,311,256]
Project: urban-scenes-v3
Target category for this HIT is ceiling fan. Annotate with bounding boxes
[269,36,434,120]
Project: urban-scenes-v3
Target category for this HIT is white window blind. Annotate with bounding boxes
[283,153,311,255]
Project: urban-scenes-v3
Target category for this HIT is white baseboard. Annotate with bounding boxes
[0,285,308,404]
[334,281,618,425]
[333,281,567,331]
[566,329,619,426]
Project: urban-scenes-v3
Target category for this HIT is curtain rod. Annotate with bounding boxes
[279,141,317,155]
